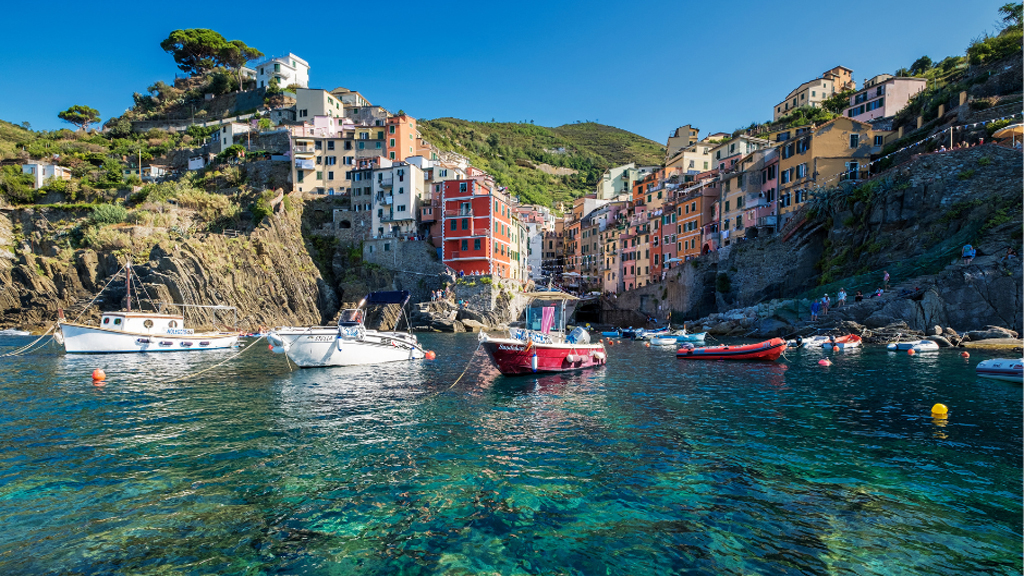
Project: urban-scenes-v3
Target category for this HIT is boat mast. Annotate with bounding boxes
[125,260,131,312]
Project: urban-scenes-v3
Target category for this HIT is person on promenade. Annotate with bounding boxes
[810,300,820,322]
[883,271,890,289]
[837,288,847,307]
[822,294,830,316]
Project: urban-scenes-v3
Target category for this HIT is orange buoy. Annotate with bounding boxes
[832,345,840,352]
[818,359,831,366]
[645,342,650,348]
[908,348,916,356]
[91,368,106,381]
[960,351,970,358]
[425,350,436,360]
[268,344,274,351]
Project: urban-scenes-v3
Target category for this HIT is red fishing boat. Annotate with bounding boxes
[480,292,606,375]
[676,337,786,361]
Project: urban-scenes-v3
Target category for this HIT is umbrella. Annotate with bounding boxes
[992,123,1024,145]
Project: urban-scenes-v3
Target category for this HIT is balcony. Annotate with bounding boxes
[294,159,315,171]
[378,176,393,187]
[293,145,315,156]
[444,209,474,217]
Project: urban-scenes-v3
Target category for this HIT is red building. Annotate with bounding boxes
[439,179,517,279]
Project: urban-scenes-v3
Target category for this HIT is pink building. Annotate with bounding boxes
[844,74,927,122]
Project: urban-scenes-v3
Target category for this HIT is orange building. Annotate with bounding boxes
[386,114,418,162]
[439,179,519,279]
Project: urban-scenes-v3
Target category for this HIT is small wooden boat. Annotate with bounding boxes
[676,337,786,361]
[887,340,939,352]
[650,336,679,346]
[975,358,1023,383]
[821,334,862,349]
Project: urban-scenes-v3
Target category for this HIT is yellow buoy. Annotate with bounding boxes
[931,403,948,416]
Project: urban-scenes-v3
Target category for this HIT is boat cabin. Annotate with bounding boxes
[337,309,365,327]
[523,298,570,334]
[100,312,192,335]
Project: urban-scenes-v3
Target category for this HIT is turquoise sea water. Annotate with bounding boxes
[0,334,1020,575]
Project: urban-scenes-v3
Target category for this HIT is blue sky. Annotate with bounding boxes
[0,0,1007,143]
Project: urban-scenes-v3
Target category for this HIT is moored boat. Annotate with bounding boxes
[788,335,831,348]
[268,291,425,368]
[676,337,786,361]
[650,335,679,346]
[887,340,940,352]
[975,358,1024,382]
[56,261,238,354]
[0,329,30,336]
[673,330,707,343]
[601,329,622,338]
[821,334,862,349]
[480,292,606,375]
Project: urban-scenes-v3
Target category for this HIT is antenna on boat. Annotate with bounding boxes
[125,260,131,312]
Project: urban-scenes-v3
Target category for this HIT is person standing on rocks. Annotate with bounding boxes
[822,294,830,316]
[962,244,976,265]
[883,271,890,289]
[810,300,820,322]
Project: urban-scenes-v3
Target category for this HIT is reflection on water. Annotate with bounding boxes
[0,333,1020,575]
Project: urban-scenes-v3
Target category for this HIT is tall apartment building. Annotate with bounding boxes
[438,179,522,280]
[843,74,928,123]
[369,161,425,238]
[777,117,890,225]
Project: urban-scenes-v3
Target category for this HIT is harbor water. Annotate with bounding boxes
[0,334,1020,575]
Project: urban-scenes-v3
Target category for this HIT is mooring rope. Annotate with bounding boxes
[426,342,483,398]
[155,336,267,384]
[0,324,57,358]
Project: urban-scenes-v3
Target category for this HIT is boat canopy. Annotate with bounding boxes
[363,291,411,305]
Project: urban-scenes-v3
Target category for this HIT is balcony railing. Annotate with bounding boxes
[293,146,315,155]
[444,209,473,217]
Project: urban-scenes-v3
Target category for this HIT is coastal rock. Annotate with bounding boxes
[460,319,485,332]
[966,326,1019,341]
[925,335,953,348]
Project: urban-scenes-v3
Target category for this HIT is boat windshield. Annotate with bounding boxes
[338,309,364,326]
[524,300,566,334]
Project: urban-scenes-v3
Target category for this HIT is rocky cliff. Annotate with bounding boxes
[605,145,1023,334]
[0,201,337,331]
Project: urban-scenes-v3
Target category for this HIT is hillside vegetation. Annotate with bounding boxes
[418,119,664,207]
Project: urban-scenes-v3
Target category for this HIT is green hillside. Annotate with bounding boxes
[418,119,665,207]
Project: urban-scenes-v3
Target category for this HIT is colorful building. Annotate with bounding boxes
[386,114,418,162]
[843,74,928,122]
[773,66,855,121]
[777,117,890,224]
[439,179,521,280]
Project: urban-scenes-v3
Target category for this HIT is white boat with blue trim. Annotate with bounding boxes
[267,291,425,368]
[55,261,239,354]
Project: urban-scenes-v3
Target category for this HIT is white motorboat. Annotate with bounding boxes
[887,339,940,352]
[268,291,425,368]
[0,329,30,336]
[56,261,238,354]
[792,335,831,348]
[650,335,678,346]
[975,358,1024,382]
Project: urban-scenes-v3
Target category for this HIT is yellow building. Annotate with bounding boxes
[777,116,890,220]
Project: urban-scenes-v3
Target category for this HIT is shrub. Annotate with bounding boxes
[978,156,992,166]
[957,169,977,180]
[986,119,1012,136]
[90,203,128,225]
[249,190,274,225]
[715,272,731,293]
[177,188,236,222]
[0,166,41,204]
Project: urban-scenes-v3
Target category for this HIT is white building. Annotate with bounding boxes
[371,161,425,238]
[22,163,71,189]
[255,54,310,89]
[526,222,544,281]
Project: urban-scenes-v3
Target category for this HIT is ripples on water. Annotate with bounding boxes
[0,335,1020,575]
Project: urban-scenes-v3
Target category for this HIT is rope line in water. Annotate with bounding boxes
[427,342,483,398]
[0,325,57,358]
[156,336,267,384]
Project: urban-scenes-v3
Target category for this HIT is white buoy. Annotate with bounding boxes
[531,352,538,372]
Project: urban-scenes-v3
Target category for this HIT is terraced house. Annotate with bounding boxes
[776,117,892,225]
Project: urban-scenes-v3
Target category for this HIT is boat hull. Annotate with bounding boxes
[270,328,424,368]
[887,340,939,352]
[975,359,1024,383]
[821,335,862,350]
[58,322,238,354]
[481,338,606,375]
[675,332,707,343]
[677,337,786,361]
